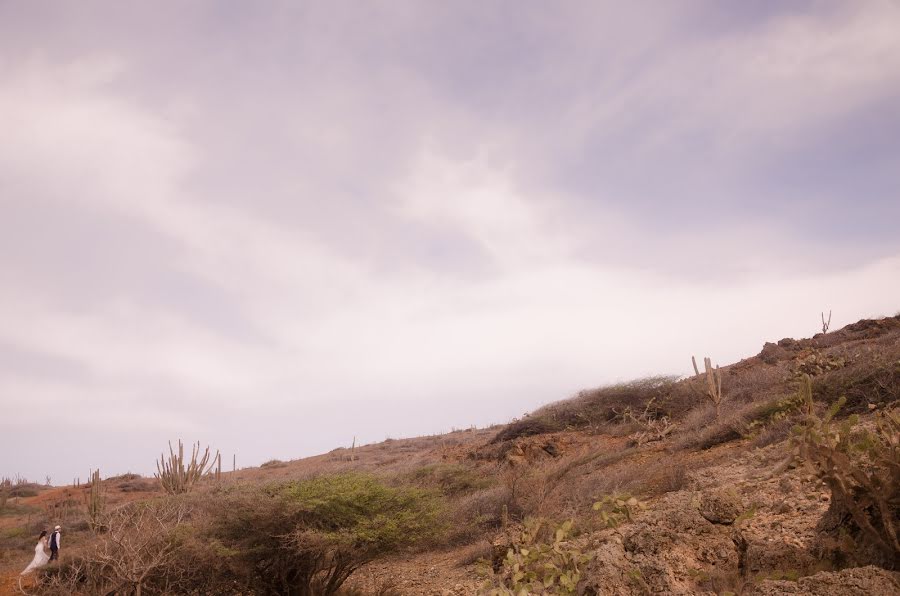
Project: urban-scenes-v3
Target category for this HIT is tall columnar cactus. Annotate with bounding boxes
[155,440,218,494]
[703,357,723,418]
[83,468,105,532]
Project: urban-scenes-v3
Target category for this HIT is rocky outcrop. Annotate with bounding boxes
[699,489,743,525]
[578,491,742,594]
[748,565,900,595]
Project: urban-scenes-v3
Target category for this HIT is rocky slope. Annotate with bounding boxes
[1,315,898,595]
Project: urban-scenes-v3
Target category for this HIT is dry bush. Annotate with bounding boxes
[615,398,676,446]
[724,362,790,399]
[7,483,42,498]
[492,377,681,442]
[108,473,142,482]
[499,444,642,519]
[93,501,190,593]
[749,418,794,449]
[405,463,493,496]
[638,461,689,495]
[457,540,494,566]
[673,394,804,452]
[34,499,192,595]
[580,459,654,502]
[117,478,158,493]
[496,448,615,521]
[812,356,900,414]
[672,402,744,451]
[490,417,558,443]
[337,579,403,596]
[442,485,510,544]
[261,459,289,469]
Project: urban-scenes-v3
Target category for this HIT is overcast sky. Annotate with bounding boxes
[2,1,899,483]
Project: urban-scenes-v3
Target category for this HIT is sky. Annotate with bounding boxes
[1,1,899,483]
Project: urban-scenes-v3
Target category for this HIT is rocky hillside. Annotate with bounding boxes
[2,315,899,595]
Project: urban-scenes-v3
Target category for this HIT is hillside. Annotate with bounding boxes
[2,315,899,595]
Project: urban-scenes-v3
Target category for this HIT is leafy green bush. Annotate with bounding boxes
[480,518,589,595]
[204,473,445,595]
[792,376,899,569]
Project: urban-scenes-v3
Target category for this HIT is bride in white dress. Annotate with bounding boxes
[20,530,50,575]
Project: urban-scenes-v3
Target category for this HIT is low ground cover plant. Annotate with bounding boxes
[480,518,589,595]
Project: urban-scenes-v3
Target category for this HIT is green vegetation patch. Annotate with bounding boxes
[203,472,447,595]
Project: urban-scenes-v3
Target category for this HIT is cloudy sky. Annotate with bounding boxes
[2,1,899,483]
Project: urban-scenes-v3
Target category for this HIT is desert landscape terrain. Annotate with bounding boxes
[1,315,898,595]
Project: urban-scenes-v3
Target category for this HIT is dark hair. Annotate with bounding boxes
[39,530,47,539]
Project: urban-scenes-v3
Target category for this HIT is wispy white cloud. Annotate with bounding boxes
[1,2,899,481]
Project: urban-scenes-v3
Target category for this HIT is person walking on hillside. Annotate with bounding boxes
[48,525,61,561]
[20,530,50,574]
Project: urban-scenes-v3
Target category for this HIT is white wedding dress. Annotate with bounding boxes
[21,538,49,575]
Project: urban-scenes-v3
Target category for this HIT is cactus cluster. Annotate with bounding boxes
[792,376,899,568]
[482,518,588,595]
[155,440,219,495]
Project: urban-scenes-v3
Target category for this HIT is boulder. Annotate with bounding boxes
[699,489,743,525]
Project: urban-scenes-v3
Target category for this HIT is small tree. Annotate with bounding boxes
[207,473,444,595]
[34,500,191,595]
[92,500,190,595]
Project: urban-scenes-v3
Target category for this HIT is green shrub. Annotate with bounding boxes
[480,518,589,595]
[205,473,445,595]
